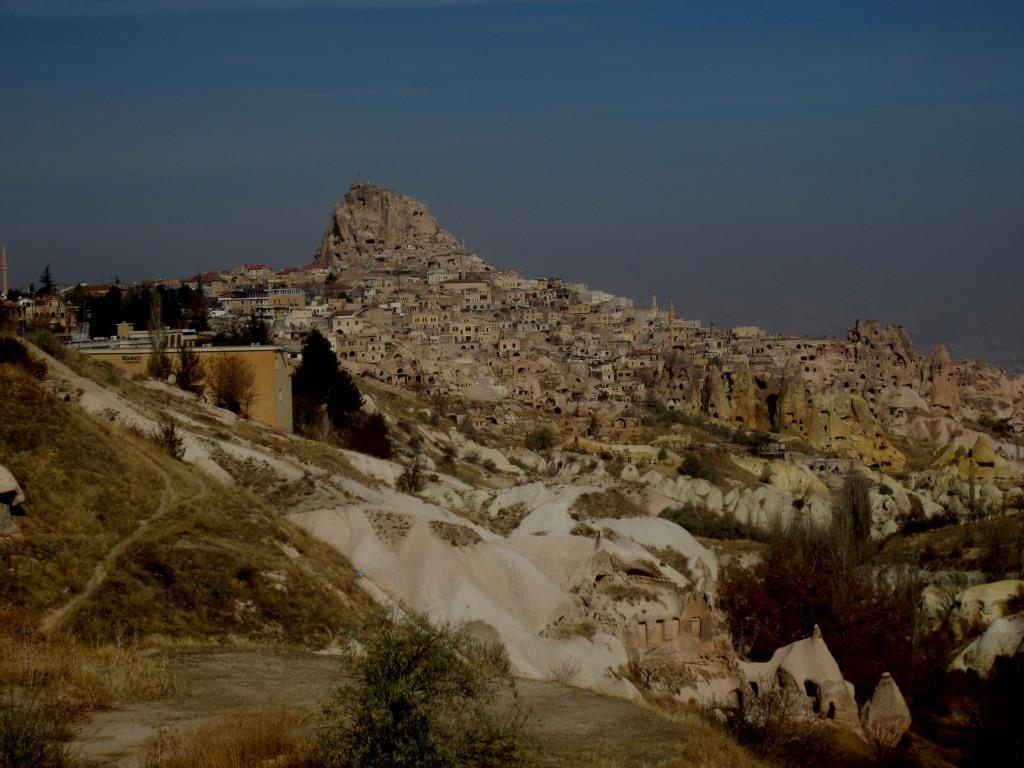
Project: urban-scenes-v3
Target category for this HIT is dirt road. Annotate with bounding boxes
[70,647,685,767]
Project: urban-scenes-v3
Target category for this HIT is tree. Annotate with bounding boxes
[318,610,525,768]
[146,293,172,380]
[293,329,338,404]
[346,412,392,459]
[152,418,186,460]
[37,265,55,296]
[175,345,204,392]
[525,427,554,451]
[718,521,930,708]
[292,329,363,434]
[243,309,272,345]
[206,355,257,415]
[328,369,364,429]
[397,457,426,495]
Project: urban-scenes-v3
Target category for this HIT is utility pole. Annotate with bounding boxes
[1,243,8,297]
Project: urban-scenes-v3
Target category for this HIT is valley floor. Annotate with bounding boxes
[70,647,697,768]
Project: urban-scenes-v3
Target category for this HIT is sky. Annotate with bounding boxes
[1,0,1022,363]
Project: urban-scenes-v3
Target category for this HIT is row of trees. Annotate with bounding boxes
[65,282,212,337]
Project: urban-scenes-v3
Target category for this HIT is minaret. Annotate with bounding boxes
[1,243,8,297]
[651,294,658,313]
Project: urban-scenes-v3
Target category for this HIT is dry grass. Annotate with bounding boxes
[571,490,647,521]
[0,361,376,648]
[649,546,695,582]
[429,520,483,547]
[875,511,1024,571]
[600,582,658,604]
[0,627,173,709]
[487,502,531,536]
[142,707,311,768]
[533,702,771,768]
[67,482,376,644]
[0,365,166,615]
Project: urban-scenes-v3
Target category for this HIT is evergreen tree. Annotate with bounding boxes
[328,368,364,429]
[292,329,364,434]
[37,265,55,296]
[293,329,338,404]
[243,309,272,345]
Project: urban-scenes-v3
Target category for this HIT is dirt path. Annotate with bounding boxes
[69,648,686,767]
[39,454,202,636]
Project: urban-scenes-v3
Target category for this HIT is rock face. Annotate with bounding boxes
[740,625,860,729]
[860,672,911,747]
[315,182,484,270]
[0,464,25,535]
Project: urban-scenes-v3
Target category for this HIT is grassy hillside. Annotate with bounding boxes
[0,361,375,645]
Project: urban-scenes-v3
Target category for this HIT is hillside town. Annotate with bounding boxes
[3,183,1024,768]
[3,184,1021,476]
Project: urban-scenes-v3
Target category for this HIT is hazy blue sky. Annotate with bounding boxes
[1,1,1022,362]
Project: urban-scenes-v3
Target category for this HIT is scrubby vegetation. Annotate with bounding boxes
[0,365,166,614]
[152,419,186,460]
[659,505,764,541]
[174,345,203,393]
[642,397,775,449]
[718,522,938,707]
[345,412,393,459]
[23,329,66,361]
[0,363,375,647]
[205,354,257,415]
[0,697,69,768]
[676,454,718,483]
[142,706,310,768]
[717,684,854,766]
[318,610,526,768]
[525,427,555,451]
[571,490,647,521]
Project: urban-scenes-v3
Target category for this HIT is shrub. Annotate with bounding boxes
[205,355,257,415]
[0,336,32,371]
[959,655,1024,767]
[718,685,848,766]
[677,454,718,483]
[152,419,186,461]
[978,415,1013,437]
[878,484,894,497]
[141,706,308,768]
[659,505,763,541]
[572,490,647,521]
[346,412,393,459]
[175,345,203,392]
[525,427,554,451]
[440,444,456,466]
[397,458,426,494]
[899,507,958,535]
[317,610,525,768]
[0,698,68,768]
[24,329,66,361]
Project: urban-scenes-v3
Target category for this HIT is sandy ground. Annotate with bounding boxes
[69,647,686,767]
